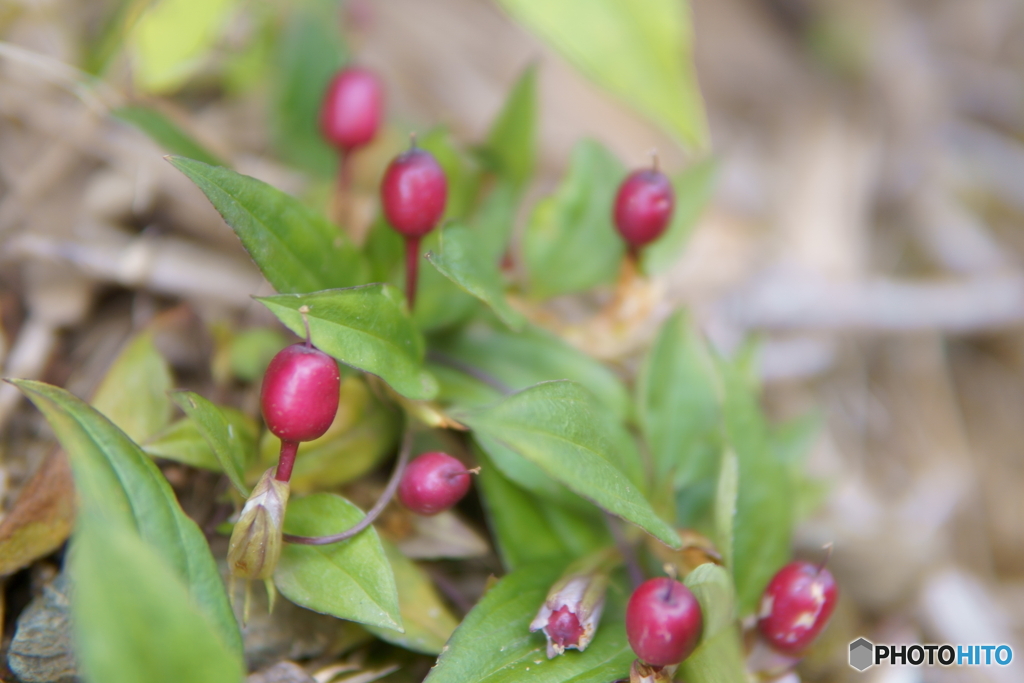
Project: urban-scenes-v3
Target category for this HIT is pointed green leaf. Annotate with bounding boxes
[366,541,458,654]
[718,354,794,615]
[144,407,257,473]
[168,157,369,293]
[635,311,719,481]
[426,223,525,330]
[480,64,537,189]
[424,562,634,683]
[524,140,625,298]
[169,391,251,495]
[91,330,173,444]
[714,449,738,572]
[113,106,226,167]
[10,379,242,656]
[276,493,401,631]
[495,0,707,149]
[257,286,437,400]
[72,514,244,683]
[679,564,746,683]
[641,159,716,275]
[456,381,680,548]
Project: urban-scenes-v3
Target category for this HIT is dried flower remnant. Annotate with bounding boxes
[529,551,615,658]
[227,467,290,621]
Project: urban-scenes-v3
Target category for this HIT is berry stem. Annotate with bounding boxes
[405,236,421,310]
[298,305,312,350]
[817,542,834,576]
[284,429,413,545]
[275,440,299,482]
[335,151,353,228]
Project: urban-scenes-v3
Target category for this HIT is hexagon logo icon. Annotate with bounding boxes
[849,638,874,671]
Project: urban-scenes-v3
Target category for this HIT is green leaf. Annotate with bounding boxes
[523,140,625,298]
[411,233,482,333]
[677,626,746,683]
[714,449,738,572]
[144,407,257,473]
[270,2,346,177]
[72,514,244,683]
[128,0,240,94]
[495,0,707,149]
[168,157,369,294]
[479,64,537,189]
[113,106,226,167]
[635,311,719,481]
[678,563,746,683]
[434,321,630,422]
[258,377,399,493]
[276,493,401,631]
[456,381,680,549]
[419,127,480,221]
[91,330,173,444]
[424,563,634,683]
[718,354,794,615]
[471,180,520,264]
[366,541,458,654]
[476,446,570,570]
[169,391,251,495]
[641,159,716,275]
[10,380,242,656]
[476,435,591,513]
[426,223,526,330]
[257,286,438,400]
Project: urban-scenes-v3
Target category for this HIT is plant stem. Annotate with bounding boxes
[405,236,421,310]
[334,151,353,228]
[425,349,513,395]
[284,429,413,545]
[275,440,299,482]
[605,513,644,589]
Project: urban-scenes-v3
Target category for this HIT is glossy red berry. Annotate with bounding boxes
[380,148,447,239]
[626,578,703,667]
[757,561,837,655]
[397,452,471,516]
[320,67,384,152]
[613,169,675,250]
[260,343,340,443]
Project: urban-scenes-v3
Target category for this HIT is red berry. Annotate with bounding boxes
[613,169,675,250]
[757,561,838,655]
[320,67,384,152]
[397,452,471,515]
[380,148,447,239]
[260,343,340,443]
[626,578,703,667]
[547,606,585,650]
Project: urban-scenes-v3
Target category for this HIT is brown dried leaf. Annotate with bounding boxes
[0,451,75,577]
[646,528,723,579]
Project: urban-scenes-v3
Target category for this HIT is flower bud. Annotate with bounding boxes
[228,468,290,581]
[529,551,615,658]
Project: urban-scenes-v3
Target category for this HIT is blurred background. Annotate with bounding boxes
[1,0,1023,682]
